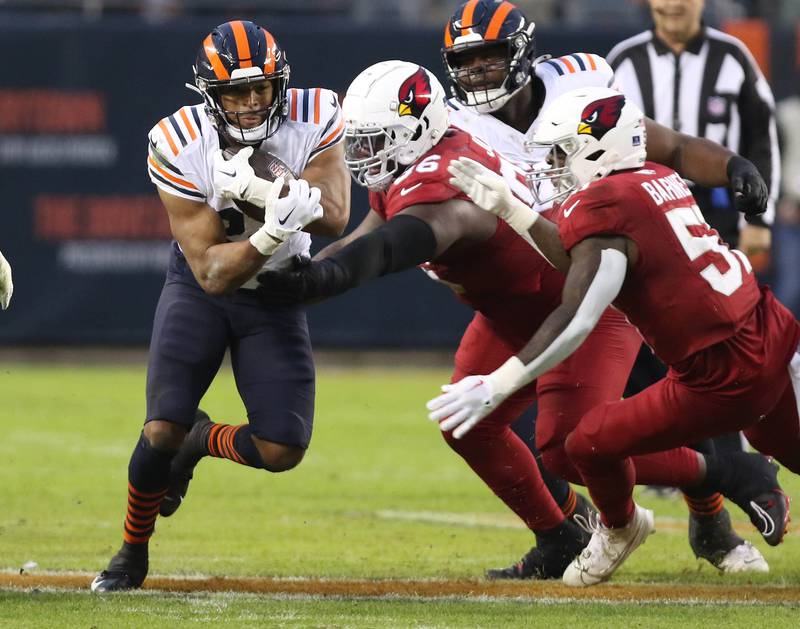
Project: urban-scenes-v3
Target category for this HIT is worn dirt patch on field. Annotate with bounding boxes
[2,573,800,604]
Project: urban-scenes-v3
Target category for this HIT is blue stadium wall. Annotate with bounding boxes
[0,15,797,347]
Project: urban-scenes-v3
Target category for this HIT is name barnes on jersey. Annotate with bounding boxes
[146,88,344,285]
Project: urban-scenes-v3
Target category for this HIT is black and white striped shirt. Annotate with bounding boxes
[608,26,779,229]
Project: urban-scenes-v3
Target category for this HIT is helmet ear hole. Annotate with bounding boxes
[585,150,605,161]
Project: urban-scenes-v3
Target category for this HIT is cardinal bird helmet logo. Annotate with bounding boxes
[397,68,432,119]
[577,94,626,140]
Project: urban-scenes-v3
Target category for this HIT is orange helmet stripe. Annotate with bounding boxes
[443,23,454,48]
[460,0,480,35]
[262,28,276,74]
[178,107,197,141]
[485,2,514,40]
[203,34,230,80]
[559,56,576,73]
[313,88,321,124]
[157,119,179,156]
[586,53,598,70]
[230,20,253,68]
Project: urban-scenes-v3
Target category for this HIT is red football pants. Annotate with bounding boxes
[446,307,702,531]
[566,291,800,527]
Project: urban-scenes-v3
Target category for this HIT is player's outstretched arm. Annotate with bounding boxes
[0,250,12,310]
[314,210,386,261]
[427,236,630,438]
[447,157,571,272]
[644,118,768,218]
[256,199,496,305]
[299,142,351,238]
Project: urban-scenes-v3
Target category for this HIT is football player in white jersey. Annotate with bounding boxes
[91,20,349,592]
[440,0,770,576]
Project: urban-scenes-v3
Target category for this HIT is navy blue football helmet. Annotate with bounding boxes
[442,1,536,113]
[194,20,290,144]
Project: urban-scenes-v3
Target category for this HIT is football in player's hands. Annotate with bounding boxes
[221,144,295,222]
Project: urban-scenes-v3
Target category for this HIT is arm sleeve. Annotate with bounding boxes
[515,248,628,385]
[308,214,439,298]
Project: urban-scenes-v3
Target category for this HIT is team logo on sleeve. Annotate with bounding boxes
[577,95,625,140]
[398,68,432,118]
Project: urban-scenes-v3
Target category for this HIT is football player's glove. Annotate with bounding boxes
[213,147,272,206]
[427,375,503,439]
[0,250,12,310]
[256,258,338,305]
[248,178,323,256]
[448,157,538,234]
[727,156,768,218]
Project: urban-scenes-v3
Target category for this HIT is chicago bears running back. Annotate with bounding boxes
[256,61,783,582]
[438,0,773,575]
[438,86,796,586]
[91,20,350,592]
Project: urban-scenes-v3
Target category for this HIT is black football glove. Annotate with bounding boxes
[256,255,342,306]
[727,155,768,218]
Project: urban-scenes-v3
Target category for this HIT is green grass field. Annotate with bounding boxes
[2,361,800,627]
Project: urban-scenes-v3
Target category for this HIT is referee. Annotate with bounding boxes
[608,0,779,255]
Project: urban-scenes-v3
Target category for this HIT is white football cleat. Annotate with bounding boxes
[563,503,655,587]
[717,541,769,573]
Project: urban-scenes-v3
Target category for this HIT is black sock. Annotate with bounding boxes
[123,432,176,546]
[232,425,265,467]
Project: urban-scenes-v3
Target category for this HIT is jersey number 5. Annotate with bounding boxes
[665,205,752,296]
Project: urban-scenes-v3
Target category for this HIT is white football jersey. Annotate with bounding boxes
[447,53,614,209]
[147,87,344,288]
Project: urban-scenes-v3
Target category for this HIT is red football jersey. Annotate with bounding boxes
[557,162,761,364]
[369,129,565,346]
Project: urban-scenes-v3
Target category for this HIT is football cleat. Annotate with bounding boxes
[159,409,212,518]
[90,545,148,592]
[717,541,769,573]
[688,507,768,573]
[562,504,655,587]
[486,519,590,580]
[570,492,600,534]
[719,453,790,547]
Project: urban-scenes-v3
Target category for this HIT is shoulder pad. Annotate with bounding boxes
[147,106,206,201]
[537,53,613,85]
[149,105,204,159]
[288,88,344,158]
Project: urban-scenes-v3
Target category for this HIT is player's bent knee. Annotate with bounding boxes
[251,437,306,472]
[564,429,592,464]
[143,419,187,452]
[541,446,583,484]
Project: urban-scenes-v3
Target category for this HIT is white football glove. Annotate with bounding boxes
[213,147,274,208]
[447,157,538,235]
[0,249,12,310]
[426,375,504,439]
[249,178,323,256]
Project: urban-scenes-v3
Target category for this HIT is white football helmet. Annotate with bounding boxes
[526,87,647,204]
[342,61,449,191]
